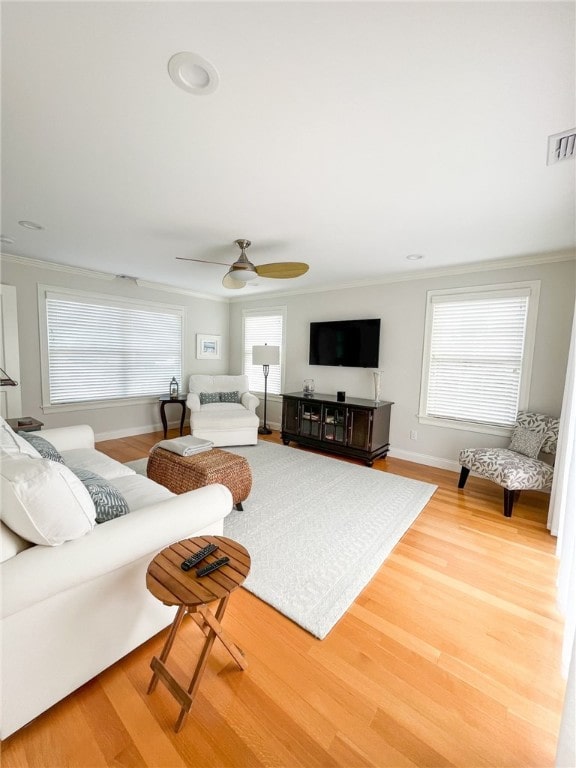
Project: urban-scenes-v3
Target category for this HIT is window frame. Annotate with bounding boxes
[241,306,286,399]
[418,281,540,436]
[38,285,186,413]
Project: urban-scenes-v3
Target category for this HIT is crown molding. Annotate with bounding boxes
[134,278,227,303]
[0,251,116,281]
[229,248,576,302]
[3,247,574,305]
[0,252,227,303]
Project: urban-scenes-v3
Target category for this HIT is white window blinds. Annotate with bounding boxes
[243,310,284,395]
[420,284,539,430]
[45,293,183,405]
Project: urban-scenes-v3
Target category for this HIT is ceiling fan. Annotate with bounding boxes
[176,239,309,289]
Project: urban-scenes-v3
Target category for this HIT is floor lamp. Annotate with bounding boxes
[252,344,280,435]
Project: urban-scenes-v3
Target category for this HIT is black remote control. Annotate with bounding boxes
[196,556,230,577]
[181,543,218,571]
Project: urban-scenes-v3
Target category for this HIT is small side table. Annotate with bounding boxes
[158,396,187,439]
[146,536,251,732]
[6,417,44,432]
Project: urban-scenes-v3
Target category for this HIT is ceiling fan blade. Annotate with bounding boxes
[222,272,245,289]
[176,257,232,267]
[255,262,309,279]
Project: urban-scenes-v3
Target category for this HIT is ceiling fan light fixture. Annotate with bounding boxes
[176,237,309,290]
[230,267,259,282]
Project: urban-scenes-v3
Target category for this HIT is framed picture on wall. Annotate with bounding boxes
[196,334,221,360]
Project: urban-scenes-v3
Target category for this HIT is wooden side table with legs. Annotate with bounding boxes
[146,536,251,732]
[6,416,44,432]
[158,396,187,439]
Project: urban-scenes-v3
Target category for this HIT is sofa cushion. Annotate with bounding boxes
[60,448,136,480]
[0,418,41,458]
[200,402,247,413]
[17,432,65,463]
[516,411,560,455]
[508,426,544,459]
[0,454,96,545]
[109,472,174,511]
[191,407,260,430]
[0,521,32,562]
[458,447,554,491]
[200,391,221,405]
[219,390,241,403]
[71,468,130,523]
[189,374,249,396]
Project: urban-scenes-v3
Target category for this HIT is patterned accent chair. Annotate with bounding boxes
[457,411,560,517]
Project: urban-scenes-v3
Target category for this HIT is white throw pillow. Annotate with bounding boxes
[0,521,32,562]
[0,417,42,458]
[0,454,96,546]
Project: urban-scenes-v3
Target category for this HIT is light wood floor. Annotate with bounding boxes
[1,429,566,767]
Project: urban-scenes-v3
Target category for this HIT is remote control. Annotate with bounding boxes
[196,556,230,577]
[181,543,218,571]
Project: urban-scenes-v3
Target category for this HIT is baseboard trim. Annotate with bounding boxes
[387,447,460,474]
[95,423,461,475]
[95,423,164,443]
[270,424,460,474]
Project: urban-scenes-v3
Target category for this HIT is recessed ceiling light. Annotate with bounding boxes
[18,220,44,230]
[0,235,15,244]
[168,52,219,96]
[406,254,424,261]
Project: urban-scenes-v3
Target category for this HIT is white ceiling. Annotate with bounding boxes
[1,1,575,298]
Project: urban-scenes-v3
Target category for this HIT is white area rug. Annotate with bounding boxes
[128,442,436,638]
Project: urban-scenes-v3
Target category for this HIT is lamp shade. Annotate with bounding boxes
[252,345,280,366]
[229,269,258,282]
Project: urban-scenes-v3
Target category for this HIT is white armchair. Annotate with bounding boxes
[186,375,260,447]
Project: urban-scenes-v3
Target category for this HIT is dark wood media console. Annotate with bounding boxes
[281,392,393,466]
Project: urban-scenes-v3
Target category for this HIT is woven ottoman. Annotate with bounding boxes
[147,447,252,510]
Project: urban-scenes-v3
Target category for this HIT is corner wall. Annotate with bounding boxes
[0,256,230,439]
[229,257,576,469]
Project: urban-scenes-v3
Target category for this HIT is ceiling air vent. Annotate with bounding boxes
[547,128,576,165]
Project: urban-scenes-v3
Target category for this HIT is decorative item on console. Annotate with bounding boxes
[373,370,383,403]
[169,377,179,400]
[303,379,315,396]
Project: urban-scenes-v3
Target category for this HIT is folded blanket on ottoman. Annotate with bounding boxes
[154,436,213,456]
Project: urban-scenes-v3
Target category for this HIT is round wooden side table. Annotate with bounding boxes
[146,536,251,732]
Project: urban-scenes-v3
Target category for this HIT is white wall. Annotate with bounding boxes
[0,284,22,418]
[229,257,576,469]
[0,256,229,439]
[2,253,574,459]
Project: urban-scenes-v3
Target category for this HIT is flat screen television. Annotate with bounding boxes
[309,319,381,368]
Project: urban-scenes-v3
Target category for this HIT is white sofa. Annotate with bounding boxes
[0,420,233,738]
[186,374,260,446]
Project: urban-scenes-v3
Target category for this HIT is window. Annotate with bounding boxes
[419,282,540,433]
[40,288,184,408]
[242,308,285,395]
